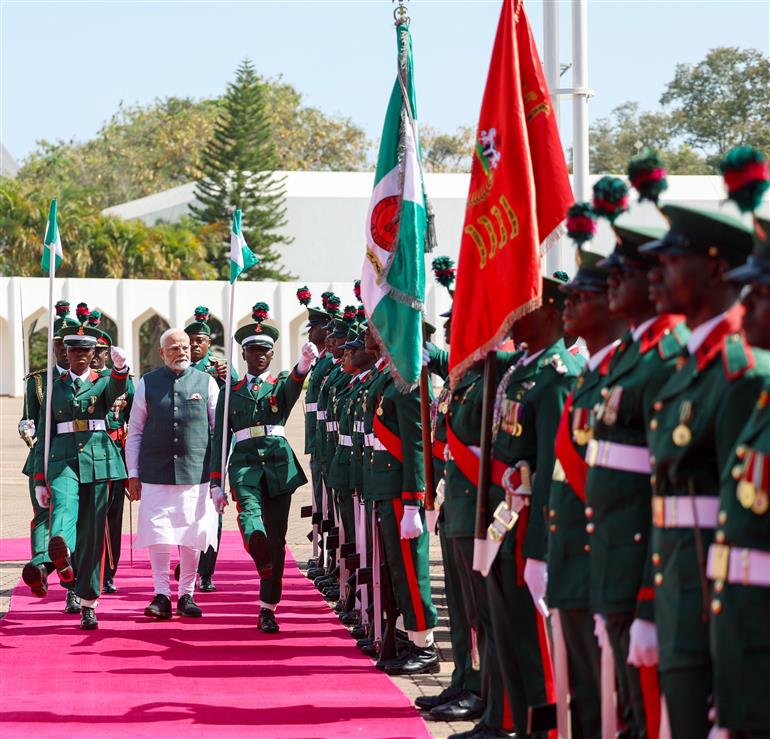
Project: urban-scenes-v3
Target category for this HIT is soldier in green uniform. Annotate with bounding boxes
[709,215,770,736]
[481,275,581,739]
[210,305,317,633]
[640,205,765,738]
[551,254,626,739]
[361,336,439,676]
[185,305,237,592]
[33,325,130,629]
[86,313,135,595]
[583,225,688,738]
[19,301,79,605]
[416,308,484,723]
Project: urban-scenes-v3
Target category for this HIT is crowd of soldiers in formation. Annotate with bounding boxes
[15,146,770,739]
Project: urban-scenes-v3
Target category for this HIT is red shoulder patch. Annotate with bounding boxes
[232,378,247,392]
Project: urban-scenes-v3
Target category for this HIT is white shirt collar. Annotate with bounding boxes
[521,348,546,367]
[587,339,620,372]
[56,364,68,376]
[631,316,658,342]
[246,370,271,385]
[69,368,91,383]
[686,310,729,355]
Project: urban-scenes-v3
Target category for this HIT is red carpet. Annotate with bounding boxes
[0,531,431,738]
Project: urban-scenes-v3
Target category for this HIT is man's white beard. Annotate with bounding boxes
[171,358,190,371]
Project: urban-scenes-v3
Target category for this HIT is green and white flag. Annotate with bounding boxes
[230,208,259,283]
[361,21,429,390]
[40,199,63,273]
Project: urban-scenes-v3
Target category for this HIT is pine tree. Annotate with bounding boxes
[191,59,293,279]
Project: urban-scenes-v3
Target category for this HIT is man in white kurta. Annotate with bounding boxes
[126,328,219,619]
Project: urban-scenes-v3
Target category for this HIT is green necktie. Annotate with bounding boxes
[74,377,82,391]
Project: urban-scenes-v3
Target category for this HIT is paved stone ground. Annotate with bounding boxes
[0,395,474,738]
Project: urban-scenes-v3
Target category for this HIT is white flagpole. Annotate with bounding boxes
[220,280,236,487]
[42,234,58,484]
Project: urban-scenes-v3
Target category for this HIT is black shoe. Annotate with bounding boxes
[429,692,485,722]
[415,685,465,711]
[173,563,180,581]
[383,643,440,676]
[177,594,202,617]
[102,577,117,594]
[449,723,490,739]
[248,532,273,578]
[340,610,359,626]
[48,535,74,583]
[470,729,515,739]
[80,606,98,630]
[22,563,48,598]
[198,576,216,592]
[359,641,378,658]
[64,590,81,614]
[350,623,368,639]
[144,593,173,620]
[258,607,279,633]
[306,557,319,570]
[307,567,325,580]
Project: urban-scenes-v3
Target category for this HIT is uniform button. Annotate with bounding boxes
[652,553,661,566]
[663,328,671,336]
[585,506,593,518]
[173,454,178,459]
[736,445,747,460]
[714,579,724,594]
[174,422,179,427]
[649,419,658,431]
[711,598,722,615]
[718,511,728,525]
[634,532,642,542]
[584,544,591,553]
[600,388,609,398]
[650,456,656,466]
[549,509,556,519]
[174,437,179,443]
[585,523,595,534]
[731,465,743,480]
[653,401,663,411]
[174,406,179,412]
[654,573,663,586]
[715,530,726,544]
[650,474,657,486]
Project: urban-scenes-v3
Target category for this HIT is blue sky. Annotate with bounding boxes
[1,0,768,164]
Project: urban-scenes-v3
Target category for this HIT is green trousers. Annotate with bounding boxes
[659,666,712,739]
[104,480,125,581]
[486,552,552,737]
[310,455,324,514]
[376,500,438,634]
[454,536,515,733]
[439,520,481,694]
[27,476,52,570]
[335,489,356,546]
[234,484,292,606]
[50,471,110,601]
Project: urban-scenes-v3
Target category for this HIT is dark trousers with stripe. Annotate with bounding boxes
[27,475,52,570]
[605,610,659,739]
[234,485,292,606]
[50,472,110,601]
[659,666,712,739]
[454,536,515,732]
[376,499,437,635]
[486,553,554,736]
[439,521,481,694]
[103,479,125,581]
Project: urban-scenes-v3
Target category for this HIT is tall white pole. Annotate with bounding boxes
[219,282,236,487]
[543,0,561,123]
[572,0,590,201]
[43,216,58,483]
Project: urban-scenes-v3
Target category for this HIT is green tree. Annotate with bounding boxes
[420,125,474,172]
[190,59,293,280]
[660,46,770,166]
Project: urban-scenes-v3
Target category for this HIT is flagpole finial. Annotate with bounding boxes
[392,0,410,26]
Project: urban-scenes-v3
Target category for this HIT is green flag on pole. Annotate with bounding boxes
[230,208,259,283]
[40,199,63,273]
[360,20,429,390]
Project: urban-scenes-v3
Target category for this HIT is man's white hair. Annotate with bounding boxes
[159,328,188,347]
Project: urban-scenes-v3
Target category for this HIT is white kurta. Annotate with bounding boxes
[126,371,220,551]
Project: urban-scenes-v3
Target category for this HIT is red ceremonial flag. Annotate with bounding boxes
[448,0,573,384]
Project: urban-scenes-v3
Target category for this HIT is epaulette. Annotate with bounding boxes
[722,333,755,381]
[278,370,290,380]
[657,325,688,360]
[23,368,46,381]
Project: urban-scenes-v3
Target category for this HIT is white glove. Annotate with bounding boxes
[210,484,228,514]
[297,341,320,375]
[110,345,127,370]
[523,558,548,608]
[422,342,436,367]
[35,485,51,507]
[18,419,36,439]
[593,614,607,648]
[400,505,423,539]
[627,618,659,667]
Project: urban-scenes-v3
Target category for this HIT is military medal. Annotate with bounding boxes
[571,407,591,446]
[752,491,769,515]
[602,386,623,427]
[738,479,757,509]
[87,395,97,415]
[672,400,693,447]
[376,397,384,416]
[750,451,769,514]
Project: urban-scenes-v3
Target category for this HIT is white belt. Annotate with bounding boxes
[57,420,106,433]
[586,439,651,475]
[306,402,318,412]
[354,421,365,433]
[339,434,353,447]
[317,410,327,420]
[652,495,719,529]
[707,544,770,587]
[233,425,286,442]
[364,433,387,452]
[326,421,338,432]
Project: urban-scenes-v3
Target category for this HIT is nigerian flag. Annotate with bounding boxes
[230,208,259,283]
[40,199,63,273]
[361,20,428,390]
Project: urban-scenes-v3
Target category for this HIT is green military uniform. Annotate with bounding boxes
[210,325,308,608]
[34,329,129,605]
[487,337,581,734]
[642,206,764,738]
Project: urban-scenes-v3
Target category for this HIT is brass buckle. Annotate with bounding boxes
[586,439,599,467]
[652,496,665,527]
[709,544,730,581]
[249,425,266,439]
[74,419,88,432]
[489,501,518,542]
[552,459,566,482]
